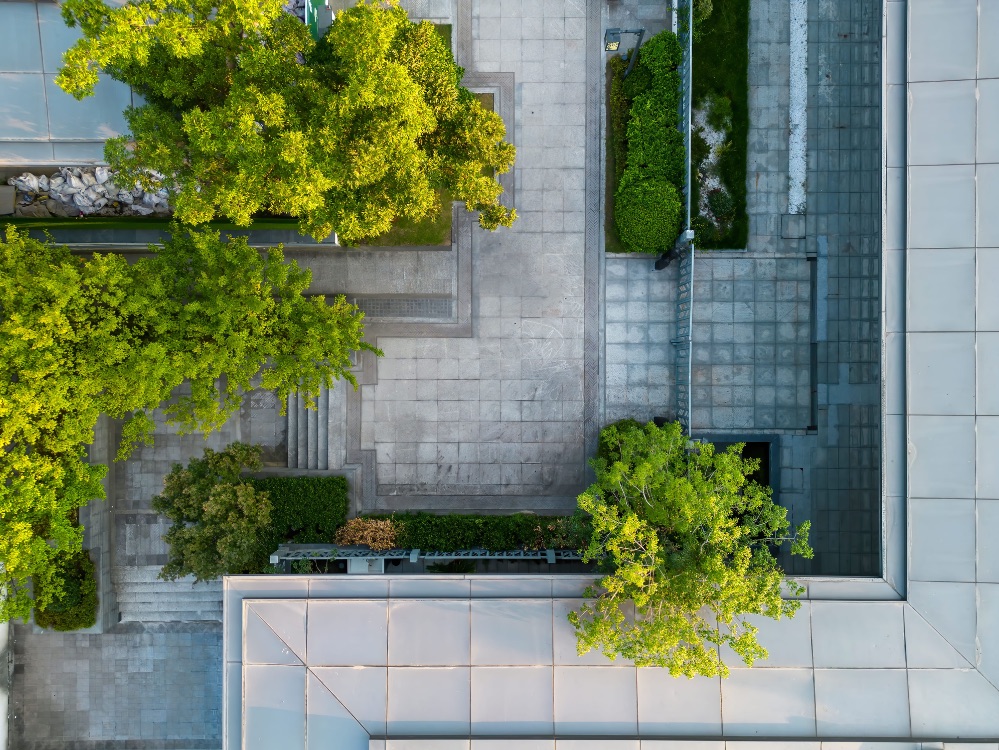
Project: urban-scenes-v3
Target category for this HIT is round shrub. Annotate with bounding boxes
[614,176,683,253]
[34,551,98,632]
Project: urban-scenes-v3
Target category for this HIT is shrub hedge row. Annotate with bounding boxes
[250,475,350,548]
[350,512,590,553]
[612,30,687,254]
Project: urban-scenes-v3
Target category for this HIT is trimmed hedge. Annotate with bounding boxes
[610,29,687,253]
[250,475,350,547]
[34,551,98,631]
[359,512,589,553]
[616,177,683,255]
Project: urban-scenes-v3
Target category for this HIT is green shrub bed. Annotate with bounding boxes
[34,551,98,631]
[361,512,589,553]
[250,475,350,548]
[607,30,687,254]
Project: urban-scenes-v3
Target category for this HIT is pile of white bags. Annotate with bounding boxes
[6,167,172,217]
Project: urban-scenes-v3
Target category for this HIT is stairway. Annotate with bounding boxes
[112,565,222,623]
[287,387,343,470]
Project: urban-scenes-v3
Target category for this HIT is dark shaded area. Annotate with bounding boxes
[779,0,882,577]
[691,0,749,248]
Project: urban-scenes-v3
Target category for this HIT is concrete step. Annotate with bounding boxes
[113,565,223,623]
[287,388,330,470]
[115,590,224,604]
[119,611,222,623]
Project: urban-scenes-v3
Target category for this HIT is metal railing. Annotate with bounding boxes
[672,0,695,433]
[270,545,584,565]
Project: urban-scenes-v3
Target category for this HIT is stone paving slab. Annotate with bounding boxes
[604,257,677,425]
[9,626,222,749]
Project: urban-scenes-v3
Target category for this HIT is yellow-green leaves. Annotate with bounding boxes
[55,0,515,241]
[572,419,812,677]
[0,226,375,621]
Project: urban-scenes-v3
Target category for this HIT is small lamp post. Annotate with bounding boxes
[604,27,646,77]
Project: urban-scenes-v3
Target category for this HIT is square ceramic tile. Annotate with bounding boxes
[720,605,813,668]
[243,665,306,750]
[387,667,471,735]
[470,578,552,598]
[908,81,977,165]
[223,578,309,663]
[0,73,49,139]
[814,670,910,736]
[308,600,387,666]
[37,1,80,74]
[636,671,721,734]
[979,164,999,248]
[44,74,130,139]
[471,600,553,665]
[904,605,971,668]
[908,499,976,582]
[907,0,978,82]
[980,80,999,164]
[907,333,975,415]
[243,606,302,666]
[811,602,906,668]
[906,249,975,332]
[720,669,816,735]
[885,335,905,416]
[909,670,999,735]
[908,416,976,498]
[981,0,999,78]
[978,417,999,499]
[978,249,999,330]
[224,662,241,749]
[0,3,42,72]
[247,600,306,659]
[306,671,367,750]
[472,743,554,750]
[908,166,976,249]
[389,600,470,665]
[979,500,999,581]
[470,667,554,734]
[884,251,904,333]
[310,666,387,735]
[978,333,999,414]
[907,582,978,661]
[553,667,638,734]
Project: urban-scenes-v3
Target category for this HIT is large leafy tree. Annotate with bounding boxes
[569,420,812,677]
[153,443,272,581]
[0,225,374,620]
[56,0,515,242]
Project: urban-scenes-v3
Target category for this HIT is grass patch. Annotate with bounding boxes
[353,189,453,247]
[691,0,750,248]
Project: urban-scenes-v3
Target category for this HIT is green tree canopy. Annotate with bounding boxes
[0,225,375,620]
[56,0,516,242]
[569,420,812,677]
[153,443,272,581]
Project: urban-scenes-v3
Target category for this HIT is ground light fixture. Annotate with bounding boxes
[604,27,646,77]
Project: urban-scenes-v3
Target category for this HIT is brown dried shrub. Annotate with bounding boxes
[334,517,399,551]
